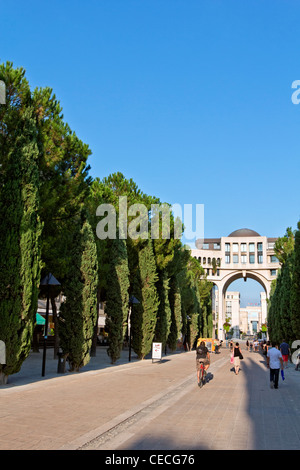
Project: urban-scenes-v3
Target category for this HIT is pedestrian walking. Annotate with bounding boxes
[233,342,242,375]
[267,342,283,389]
[279,340,291,369]
[246,340,249,351]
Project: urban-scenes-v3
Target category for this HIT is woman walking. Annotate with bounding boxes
[233,342,242,375]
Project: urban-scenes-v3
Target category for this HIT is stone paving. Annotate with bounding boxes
[1,343,300,450]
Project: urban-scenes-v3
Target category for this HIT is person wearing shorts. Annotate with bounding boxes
[280,340,290,368]
[196,341,210,383]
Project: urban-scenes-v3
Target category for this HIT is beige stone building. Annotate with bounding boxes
[192,228,279,340]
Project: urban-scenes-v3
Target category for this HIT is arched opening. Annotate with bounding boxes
[221,272,268,339]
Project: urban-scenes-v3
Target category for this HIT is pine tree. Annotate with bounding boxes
[59,216,98,371]
[131,239,159,359]
[0,63,42,383]
[105,238,130,363]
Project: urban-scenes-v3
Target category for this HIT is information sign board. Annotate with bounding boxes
[152,342,162,362]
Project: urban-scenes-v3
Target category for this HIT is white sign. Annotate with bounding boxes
[152,342,162,361]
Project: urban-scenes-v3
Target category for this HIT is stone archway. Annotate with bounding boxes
[215,271,270,340]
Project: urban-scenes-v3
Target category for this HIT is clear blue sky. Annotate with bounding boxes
[1,0,300,304]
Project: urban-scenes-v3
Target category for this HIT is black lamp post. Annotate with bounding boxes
[41,273,61,377]
[128,295,139,362]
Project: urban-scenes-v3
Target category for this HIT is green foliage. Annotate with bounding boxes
[274,227,295,265]
[0,62,42,378]
[59,216,99,371]
[105,238,130,364]
[268,221,300,344]
[154,270,172,348]
[291,222,300,338]
[131,239,159,359]
[167,276,182,350]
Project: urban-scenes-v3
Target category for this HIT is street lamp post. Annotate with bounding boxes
[41,273,60,377]
[128,295,139,362]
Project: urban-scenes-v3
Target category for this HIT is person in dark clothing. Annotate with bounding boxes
[233,342,242,375]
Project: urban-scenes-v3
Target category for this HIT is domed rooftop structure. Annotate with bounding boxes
[228,228,260,237]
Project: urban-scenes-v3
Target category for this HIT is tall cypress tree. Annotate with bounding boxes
[168,276,182,350]
[131,239,159,359]
[59,216,98,371]
[154,270,172,349]
[105,238,130,364]
[279,253,294,343]
[291,222,300,339]
[0,63,42,383]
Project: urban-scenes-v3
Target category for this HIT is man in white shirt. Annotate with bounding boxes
[267,342,283,389]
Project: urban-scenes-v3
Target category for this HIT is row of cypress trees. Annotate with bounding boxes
[87,174,214,363]
[0,62,213,383]
[267,223,300,350]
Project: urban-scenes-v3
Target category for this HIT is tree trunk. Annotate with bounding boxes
[0,372,8,385]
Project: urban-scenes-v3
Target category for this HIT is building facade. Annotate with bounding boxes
[192,228,279,340]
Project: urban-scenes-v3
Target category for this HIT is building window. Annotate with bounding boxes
[203,257,206,264]
[233,254,239,263]
[226,301,232,317]
[232,243,239,253]
[270,269,277,276]
[225,255,230,264]
[202,243,209,249]
[249,243,255,253]
[208,257,211,264]
[241,243,247,252]
[258,254,263,264]
[270,255,278,263]
[214,243,221,250]
[257,242,263,251]
[225,243,230,252]
[249,254,255,264]
[241,255,247,264]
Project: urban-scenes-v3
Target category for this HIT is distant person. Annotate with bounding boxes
[196,341,210,385]
[233,342,242,375]
[280,340,290,369]
[246,340,249,351]
[267,342,283,389]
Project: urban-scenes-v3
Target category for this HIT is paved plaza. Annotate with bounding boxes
[1,343,300,451]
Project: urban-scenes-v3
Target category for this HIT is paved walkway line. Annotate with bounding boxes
[76,357,229,450]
